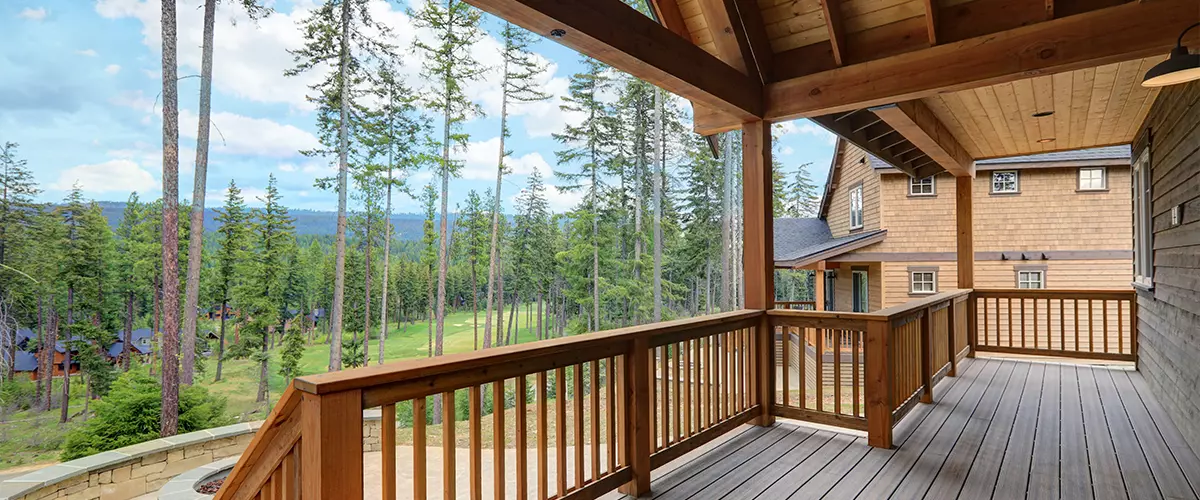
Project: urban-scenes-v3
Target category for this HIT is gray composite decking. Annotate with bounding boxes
[621,357,1200,500]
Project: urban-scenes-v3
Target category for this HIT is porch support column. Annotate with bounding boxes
[814,260,826,311]
[743,120,775,426]
[956,175,976,357]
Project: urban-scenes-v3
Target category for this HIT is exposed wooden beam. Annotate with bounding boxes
[811,114,924,177]
[871,100,975,177]
[922,0,938,46]
[648,0,690,39]
[820,0,847,66]
[697,0,753,75]
[729,0,1195,125]
[1044,0,1054,20]
[732,0,774,83]
[467,0,763,121]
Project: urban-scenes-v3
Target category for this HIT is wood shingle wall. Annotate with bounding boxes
[1132,80,1200,454]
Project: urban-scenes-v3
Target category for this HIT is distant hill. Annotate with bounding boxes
[95,201,449,241]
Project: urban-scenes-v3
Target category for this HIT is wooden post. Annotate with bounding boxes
[919,308,933,403]
[814,261,826,311]
[382,403,396,500]
[865,319,893,448]
[742,120,776,427]
[956,175,976,358]
[300,390,364,499]
[946,300,958,377]
[620,337,652,496]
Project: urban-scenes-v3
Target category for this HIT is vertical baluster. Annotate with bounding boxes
[723,331,732,419]
[470,386,482,500]
[834,330,843,415]
[1118,300,1124,354]
[1103,300,1109,354]
[781,326,790,407]
[682,340,692,437]
[537,372,548,500]
[733,332,742,414]
[574,365,584,490]
[982,297,989,347]
[1007,297,1013,347]
[1088,299,1095,353]
[555,368,567,496]
[1059,299,1066,352]
[746,328,754,411]
[852,330,860,418]
[660,345,670,446]
[1074,299,1080,352]
[607,357,617,471]
[1019,298,1025,348]
[590,360,600,481]
[1033,299,1039,350]
[703,336,712,428]
[710,334,718,424]
[383,403,396,500]
[816,327,824,413]
[673,341,682,441]
[798,327,806,409]
[516,377,527,500]
[649,347,657,450]
[443,391,456,499]
[693,339,702,432]
[493,382,506,500]
[281,447,297,500]
[414,398,426,500]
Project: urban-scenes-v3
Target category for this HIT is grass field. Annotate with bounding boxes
[0,304,549,469]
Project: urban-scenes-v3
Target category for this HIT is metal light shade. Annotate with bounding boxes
[1143,46,1200,87]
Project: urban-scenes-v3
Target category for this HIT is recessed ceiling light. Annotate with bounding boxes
[1032,111,1054,118]
[550,29,567,38]
[1037,138,1056,143]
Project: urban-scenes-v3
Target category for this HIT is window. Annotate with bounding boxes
[1133,149,1154,287]
[823,271,836,311]
[849,184,863,229]
[852,270,869,312]
[909,176,935,196]
[1017,270,1045,289]
[1079,167,1107,191]
[910,270,937,294]
[991,170,1019,194]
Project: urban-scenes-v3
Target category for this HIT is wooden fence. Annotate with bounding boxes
[973,289,1136,361]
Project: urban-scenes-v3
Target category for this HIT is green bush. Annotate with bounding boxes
[61,368,232,460]
[0,378,38,412]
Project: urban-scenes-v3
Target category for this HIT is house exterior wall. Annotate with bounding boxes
[1131,80,1200,454]
[829,262,882,312]
[826,143,883,237]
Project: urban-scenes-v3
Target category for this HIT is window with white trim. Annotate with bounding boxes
[1133,149,1154,287]
[992,170,1019,194]
[1079,167,1107,191]
[910,271,937,294]
[909,176,935,196]
[1017,270,1045,289]
[849,184,863,229]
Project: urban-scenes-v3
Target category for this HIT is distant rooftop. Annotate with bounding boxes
[774,218,886,268]
[975,145,1131,164]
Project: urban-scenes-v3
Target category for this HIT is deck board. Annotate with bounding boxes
[612,357,1200,500]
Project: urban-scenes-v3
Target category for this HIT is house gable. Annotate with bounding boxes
[820,138,883,237]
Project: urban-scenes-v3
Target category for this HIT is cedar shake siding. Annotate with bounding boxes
[825,142,882,237]
[1131,80,1200,454]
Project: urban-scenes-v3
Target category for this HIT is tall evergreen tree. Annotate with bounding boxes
[212,181,249,382]
[412,0,487,361]
[0,142,40,379]
[159,0,183,436]
[456,190,488,349]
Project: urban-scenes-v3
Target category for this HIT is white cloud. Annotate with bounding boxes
[781,145,794,156]
[775,120,837,145]
[110,90,155,113]
[278,163,298,172]
[105,64,122,75]
[77,49,98,57]
[18,7,46,20]
[179,109,320,158]
[454,137,551,181]
[53,159,159,193]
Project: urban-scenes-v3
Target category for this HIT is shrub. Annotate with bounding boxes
[61,367,232,460]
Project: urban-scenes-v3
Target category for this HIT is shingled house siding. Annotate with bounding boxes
[826,143,881,237]
[1133,81,1200,453]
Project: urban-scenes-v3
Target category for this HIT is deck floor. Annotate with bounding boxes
[622,357,1200,500]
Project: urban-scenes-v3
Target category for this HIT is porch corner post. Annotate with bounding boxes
[300,389,364,499]
[865,318,893,448]
[620,337,652,496]
[955,175,976,358]
[742,120,776,427]
[814,260,827,311]
[919,308,933,404]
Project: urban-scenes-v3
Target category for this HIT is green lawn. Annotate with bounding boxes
[0,305,551,469]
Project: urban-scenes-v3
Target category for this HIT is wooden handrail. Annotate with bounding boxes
[874,289,972,319]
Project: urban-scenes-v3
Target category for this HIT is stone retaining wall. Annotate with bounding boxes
[0,411,390,500]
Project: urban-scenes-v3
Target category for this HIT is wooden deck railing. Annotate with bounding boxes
[216,288,1136,498]
[775,300,817,310]
[973,289,1137,361]
[213,310,764,500]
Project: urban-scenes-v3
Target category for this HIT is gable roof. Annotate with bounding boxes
[14,350,38,372]
[774,217,887,268]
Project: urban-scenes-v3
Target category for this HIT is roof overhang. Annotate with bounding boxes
[775,229,887,269]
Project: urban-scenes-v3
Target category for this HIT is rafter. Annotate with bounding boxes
[922,0,938,45]
[820,0,847,66]
[811,114,922,177]
[648,0,690,40]
[697,0,754,75]
[732,0,774,83]
[871,100,974,177]
[466,0,762,120]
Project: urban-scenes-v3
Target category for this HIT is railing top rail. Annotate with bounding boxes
[972,289,1135,300]
[293,309,765,396]
[766,309,879,320]
[873,289,972,320]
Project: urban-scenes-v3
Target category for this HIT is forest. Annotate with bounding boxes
[0,0,819,465]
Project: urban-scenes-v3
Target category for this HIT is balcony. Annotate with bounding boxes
[212,288,1198,499]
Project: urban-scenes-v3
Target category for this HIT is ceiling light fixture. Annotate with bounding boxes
[1142,23,1200,87]
[550,29,567,38]
[1032,111,1054,118]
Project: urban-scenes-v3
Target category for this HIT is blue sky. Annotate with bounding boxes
[1,0,837,215]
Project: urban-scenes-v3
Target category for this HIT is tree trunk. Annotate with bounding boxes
[215,295,227,382]
[328,0,351,372]
[379,168,392,366]
[61,288,73,423]
[653,88,664,323]
[506,292,519,346]
[152,276,160,375]
[363,211,372,367]
[43,311,56,411]
[123,292,133,371]
[435,86,451,361]
[536,293,543,341]
[494,250,505,348]
[484,63,509,352]
[180,0,216,386]
[35,295,45,409]
[159,0,181,437]
[257,326,269,402]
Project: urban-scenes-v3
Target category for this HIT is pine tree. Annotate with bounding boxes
[54,188,107,422]
[212,181,249,382]
[786,164,820,217]
[485,22,551,349]
[288,0,399,372]
[279,322,304,381]
[554,57,615,332]
[230,176,295,403]
[412,0,487,361]
[159,0,183,437]
[418,184,438,357]
[182,0,271,386]
[512,170,552,340]
[0,142,40,380]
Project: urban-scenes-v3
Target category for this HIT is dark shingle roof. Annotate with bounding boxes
[867,153,896,170]
[975,145,1131,165]
[774,218,886,266]
[14,350,38,372]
